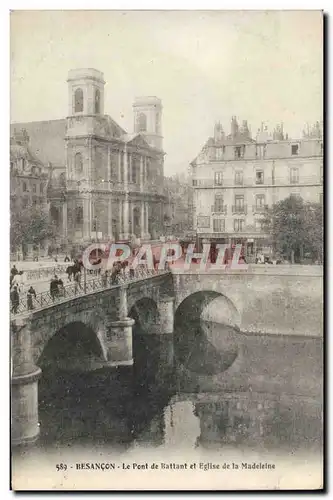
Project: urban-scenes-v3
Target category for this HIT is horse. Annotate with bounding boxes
[66,261,83,282]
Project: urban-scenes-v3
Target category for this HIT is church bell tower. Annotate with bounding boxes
[133,96,163,151]
[67,68,105,118]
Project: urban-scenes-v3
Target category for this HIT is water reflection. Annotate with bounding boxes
[174,320,239,375]
[37,319,322,454]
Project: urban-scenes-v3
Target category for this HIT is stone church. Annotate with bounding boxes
[10,68,166,255]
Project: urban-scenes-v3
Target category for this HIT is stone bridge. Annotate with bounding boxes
[173,266,323,337]
[11,266,323,446]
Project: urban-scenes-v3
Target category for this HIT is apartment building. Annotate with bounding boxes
[190,117,323,260]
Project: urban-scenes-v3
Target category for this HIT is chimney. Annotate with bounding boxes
[241,119,249,137]
[231,116,239,138]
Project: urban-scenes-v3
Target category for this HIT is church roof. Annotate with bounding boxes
[10,119,67,167]
[121,132,150,146]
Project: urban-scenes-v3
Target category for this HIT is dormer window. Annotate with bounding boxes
[216,148,223,160]
[235,145,245,159]
[291,144,299,156]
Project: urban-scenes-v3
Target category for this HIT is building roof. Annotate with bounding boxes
[10,119,67,167]
[10,142,44,167]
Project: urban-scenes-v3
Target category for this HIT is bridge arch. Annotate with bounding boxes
[129,297,160,333]
[175,290,240,329]
[37,321,107,372]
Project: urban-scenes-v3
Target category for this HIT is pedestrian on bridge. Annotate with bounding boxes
[50,276,59,301]
[11,285,20,314]
[10,265,18,287]
[11,271,25,292]
[102,270,109,288]
[10,264,18,277]
[27,286,36,310]
[74,271,82,294]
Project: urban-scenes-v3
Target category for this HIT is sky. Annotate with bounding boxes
[10,10,323,175]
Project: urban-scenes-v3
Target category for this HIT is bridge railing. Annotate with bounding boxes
[10,267,169,317]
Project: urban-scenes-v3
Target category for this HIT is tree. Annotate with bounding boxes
[10,201,55,256]
[262,195,323,264]
[303,202,323,263]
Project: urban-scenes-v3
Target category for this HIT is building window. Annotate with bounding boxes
[256,194,265,208]
[214,172,223,186]
[74,88,84,113]
[256,145,266,158]
[290,168,299,184]
[95,88,100,114]
[146,157,151,182]
[197,216,210,228]
[22,182,27,192]
[291,144,299,156]
[192,179,198,187]
[110,153,118,180]
[32,184,36,193]
[136,113,147,133]
[320,164,323,183]
[40,184,43,194]
[75,206,83,225]
[213,219,225,232]
[75,152,83,175]
[132,156,138,184]
[320,142,323,155]
[214,193,224,212]
[256,170,264,184]
[255,220,264,232]
[120,152,125,182]
[22,199,28,209]
[235,195,244,209]
[234,219,244,232]
[216,148,223,160]
[10,161,14,170]
[234,145,245,159]
[290,193,301,200]
[235,171,243,185]
[320,193,323,204]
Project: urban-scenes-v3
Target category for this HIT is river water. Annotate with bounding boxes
[35,319,322,456]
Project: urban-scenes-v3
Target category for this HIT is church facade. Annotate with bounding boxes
[11,68,166,255]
